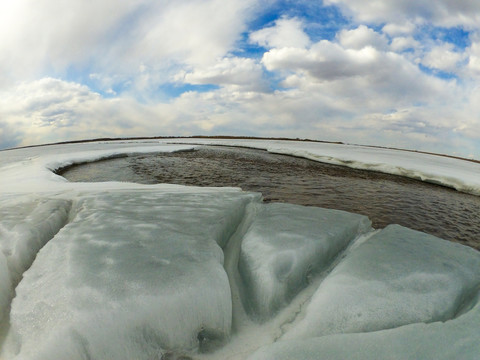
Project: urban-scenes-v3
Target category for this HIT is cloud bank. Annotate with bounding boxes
[0,0,479,158]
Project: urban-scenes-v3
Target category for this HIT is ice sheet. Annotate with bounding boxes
[283,224,480,339]
[4,189,258,359]
[238,203,372,320]
[1,139,480,359]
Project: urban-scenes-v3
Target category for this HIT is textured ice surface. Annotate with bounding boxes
[1,140,480,359]
[249,291,480,360]
[284,225,480,339]
[238,203,372,320]
[4,189,258,359]
[0,197,71,322]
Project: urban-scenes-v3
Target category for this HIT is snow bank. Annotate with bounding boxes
[0,142,195,194]
[238,203,372,320]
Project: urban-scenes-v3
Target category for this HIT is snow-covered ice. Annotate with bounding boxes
[0,139,479,359]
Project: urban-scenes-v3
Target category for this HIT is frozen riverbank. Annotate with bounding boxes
[1,139,479,359]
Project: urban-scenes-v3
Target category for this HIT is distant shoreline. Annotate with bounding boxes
[2,135,479,165]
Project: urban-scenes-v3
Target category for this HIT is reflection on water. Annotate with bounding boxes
[59,146,480,250]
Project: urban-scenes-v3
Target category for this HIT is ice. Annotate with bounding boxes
[0,197,71,322]
[248,291,480,360]
[3,189,259,359]
[238,203,372,320]
[1,139,480,359]
[0,142,195,194]
[0,251,11,324]
[283,225,480,339]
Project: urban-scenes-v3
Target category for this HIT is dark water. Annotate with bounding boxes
[59,146,480,251]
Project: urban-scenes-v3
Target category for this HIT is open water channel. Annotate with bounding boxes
[58,146,480,251]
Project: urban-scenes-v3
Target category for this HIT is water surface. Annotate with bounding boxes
[59,146,480,250]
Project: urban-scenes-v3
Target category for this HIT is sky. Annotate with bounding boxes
[0,0,479,158]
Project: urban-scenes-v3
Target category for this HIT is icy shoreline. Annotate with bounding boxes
[166,138,480,196]
[2,139,480,196]
[1,140,480,359]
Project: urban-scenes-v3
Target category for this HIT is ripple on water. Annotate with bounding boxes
[59,146,480,251]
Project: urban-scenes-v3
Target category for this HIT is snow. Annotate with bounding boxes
[0,142,195,194]
[0,139,479,359]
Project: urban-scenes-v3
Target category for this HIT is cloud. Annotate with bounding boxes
[337,25,389,50]
[178,57,268,92]
[466,34,480,77]
[249,16,311,49]
[324,0,480,28]
[0,78,170,147]
[390,36,421,52]
[0,0,258,91]
[422,43,466,73]
[0,1,479,158]
[382,22,417,36]
[262,39,446,108]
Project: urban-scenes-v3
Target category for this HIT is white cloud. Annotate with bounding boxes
[466,35,480,77]
[325,0,480,28]
[337,25,389,50]
[422,43,466,73]
[382,22,417,36]
[249,17,311,49]
[0,0,257,90]
[262,39,445,108]
[178,57,268,92]
[0,78,172,147]
[390,36,421,52]
[1,1,479,158]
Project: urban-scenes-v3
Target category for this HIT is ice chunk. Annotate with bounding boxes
[238,203,372,320]
[4,189,259,359]
[0,197,72,284]
[248,290,480,360]
[0,251,12,323]
[0,197,71,322]
[284,224,480,340]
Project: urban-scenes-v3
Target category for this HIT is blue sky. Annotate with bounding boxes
[0,0,479,158]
